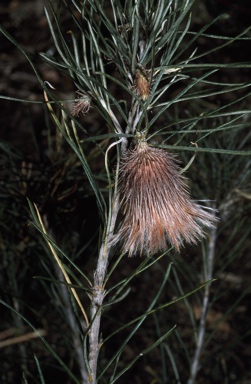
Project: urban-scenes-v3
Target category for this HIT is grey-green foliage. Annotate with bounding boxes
[0,0,251,383]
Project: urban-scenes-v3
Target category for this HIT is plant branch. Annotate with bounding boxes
[88,194,120,383]
[187,209,218,384]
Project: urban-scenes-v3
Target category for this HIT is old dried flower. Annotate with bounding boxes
[118,23,131,39]
[115,140,217,256]
[134,66,151,101]
[71,91,91,117]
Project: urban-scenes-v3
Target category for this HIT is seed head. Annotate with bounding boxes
[71,91,91,117]
[134,67,151,101]
[115,141,217,256]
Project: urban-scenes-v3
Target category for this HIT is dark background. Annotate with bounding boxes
[0,1,251,383]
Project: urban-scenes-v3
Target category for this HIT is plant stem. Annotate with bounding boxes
[187,211,217,384]
[88,195,120,383]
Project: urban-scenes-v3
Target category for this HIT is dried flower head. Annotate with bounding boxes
[71,91,91,117]
[118,23,131,39]
[115,140,217,256]
[134,66,151,101]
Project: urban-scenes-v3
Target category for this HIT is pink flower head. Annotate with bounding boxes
[115,140,217,256]
[71,91,91,117]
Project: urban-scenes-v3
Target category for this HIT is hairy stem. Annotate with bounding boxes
[88,195,120,383]
[187,211,217,384]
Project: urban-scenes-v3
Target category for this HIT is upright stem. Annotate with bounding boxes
[187,213,217,384]
[88,195,120,383]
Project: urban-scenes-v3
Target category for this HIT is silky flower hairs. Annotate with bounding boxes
[114,138,218,256]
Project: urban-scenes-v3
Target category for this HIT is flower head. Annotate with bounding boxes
[115,140,217,256]
[134,66,151,101]
[71,91,91,117]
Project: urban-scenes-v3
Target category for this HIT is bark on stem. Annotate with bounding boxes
[88,195,120,383]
